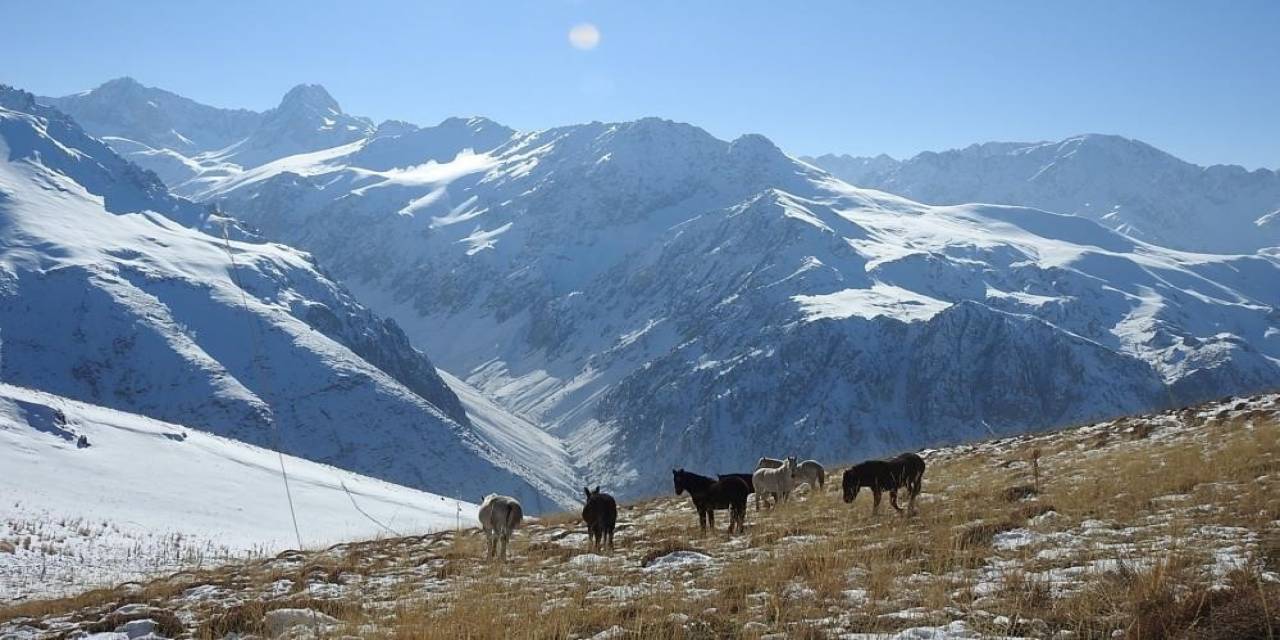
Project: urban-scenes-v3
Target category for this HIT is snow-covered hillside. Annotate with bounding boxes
[40,82,1280,499]
[0,86,576,511]
[0,382,477,601]
[803,135,1280,254]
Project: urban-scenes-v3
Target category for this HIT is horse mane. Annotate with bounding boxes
[674,469,716,490]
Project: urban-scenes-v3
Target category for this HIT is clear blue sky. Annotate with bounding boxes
[4,1,1278,168]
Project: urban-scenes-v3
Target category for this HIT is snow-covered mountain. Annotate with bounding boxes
[43,78,376,194]
[170,109,1278,497]
[44,77,260,156]
[803,135,1280,254]
[0,85,576,510]
[38,82,1280,499]
[0,382,477,600]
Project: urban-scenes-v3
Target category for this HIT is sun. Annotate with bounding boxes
[568,23,601,50]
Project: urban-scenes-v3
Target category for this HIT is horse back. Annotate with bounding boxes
[718,473,755,493]
[698,476,749,510]
[896,452,926,478]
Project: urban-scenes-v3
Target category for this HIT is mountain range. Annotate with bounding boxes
[0,85,576,511]
[10,77,1280,500]
[803,137,1280,254]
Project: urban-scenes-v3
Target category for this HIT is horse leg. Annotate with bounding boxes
[872,488,883,516]
[707,509,716,534]
[698,508,708,535]
[890,489,904,514]
[486,532,496,558]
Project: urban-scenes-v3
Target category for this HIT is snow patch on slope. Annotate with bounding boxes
[794,283,951,322]
[0,383,475,601]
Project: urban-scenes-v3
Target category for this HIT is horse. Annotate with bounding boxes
[841,452,925,516]
[478,494,523,560]
[581,485,617,552]
[793,459,826,491]
[752,456,797,509]
[756,456,785,469]
[673,469,749,535]
[717,473,760,510]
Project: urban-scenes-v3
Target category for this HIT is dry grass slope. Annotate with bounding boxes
[2,393,1278,639]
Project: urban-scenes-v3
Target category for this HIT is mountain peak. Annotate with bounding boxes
[80,77,154,101]
[729,132,783,155]
[0,84,38,111]
[97,76,144,91]
[277,83,341,115]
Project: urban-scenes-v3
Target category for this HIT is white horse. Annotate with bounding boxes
[793,460,826,491]
[478,494,523,561]
[752,456,796,509]
[756,456,785,470]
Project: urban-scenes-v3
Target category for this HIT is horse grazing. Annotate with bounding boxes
[752,456,797,508]
[581,485,617,552]
[793,459,826,491]
[718,473,760,510]
[673,469,749,535]
[841,452,925,516]
[478,494,523,560]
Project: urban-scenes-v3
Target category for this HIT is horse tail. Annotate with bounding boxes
[506,502,524,533]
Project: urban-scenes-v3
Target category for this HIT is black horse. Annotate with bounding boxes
[841,452,926,515]
[718,473,762,511]
[581,485,617,552]
[673,469,749,534]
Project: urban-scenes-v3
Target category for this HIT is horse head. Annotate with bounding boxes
[842,467,861,503]
[673,468,685,495]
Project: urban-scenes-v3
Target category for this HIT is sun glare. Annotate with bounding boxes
[568,23,601,50]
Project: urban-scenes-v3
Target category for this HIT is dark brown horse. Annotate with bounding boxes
[842,452,925,515]
[717,473,760,510]
[581,485,617,552]
[673,469,749,534]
